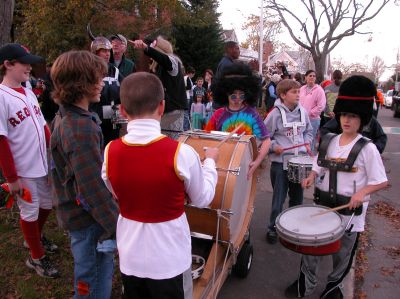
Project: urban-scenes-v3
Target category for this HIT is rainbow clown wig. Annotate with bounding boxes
[212,62,261,107]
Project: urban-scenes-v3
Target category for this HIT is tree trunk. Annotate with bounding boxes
[0,0,14,46]
[313,54,327,84]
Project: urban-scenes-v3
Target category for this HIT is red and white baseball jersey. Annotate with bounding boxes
[0,84,48,177]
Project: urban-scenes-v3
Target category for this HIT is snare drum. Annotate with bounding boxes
[287,156,313,183]
[276,205,346,255]
[111,107,128,136]
[179,131,257,250]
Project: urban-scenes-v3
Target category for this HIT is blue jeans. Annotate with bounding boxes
[183,110,190,131]
[69,223,115,299]
[268,162,303,231]
[310,119,321,152]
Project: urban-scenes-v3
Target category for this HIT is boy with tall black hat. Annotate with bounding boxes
[285,76,388,299]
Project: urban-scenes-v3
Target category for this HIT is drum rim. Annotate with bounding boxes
[287,155,314,165]
[179,132,258,249]
[275,204,346,246]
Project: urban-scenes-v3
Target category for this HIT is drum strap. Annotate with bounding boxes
[276,106,306,129]
[315,134,370,213]
[276,106,306,154]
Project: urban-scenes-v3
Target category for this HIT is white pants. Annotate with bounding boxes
[18,176,52,221]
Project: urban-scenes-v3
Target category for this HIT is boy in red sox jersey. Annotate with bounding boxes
[102,72,219,299]
[0,43,59,278]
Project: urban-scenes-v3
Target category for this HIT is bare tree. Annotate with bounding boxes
[241,13,281,52]
[266,0,390,82]
[370,56,385,82]
[331,58,368,76]
[0,0,14,46]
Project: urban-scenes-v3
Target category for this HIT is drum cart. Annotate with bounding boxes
[190,229,253,299]
[179,131,258,299]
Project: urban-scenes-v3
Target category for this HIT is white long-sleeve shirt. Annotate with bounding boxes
[102,119,217,279]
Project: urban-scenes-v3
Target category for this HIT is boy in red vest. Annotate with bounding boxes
[102,72,219,298]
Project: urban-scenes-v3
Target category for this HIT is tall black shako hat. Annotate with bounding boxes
[212,62,260,107]
[333,75,375,127]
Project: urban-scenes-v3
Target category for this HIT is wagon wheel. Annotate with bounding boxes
[244,230,251,244]
[233,242,253,278]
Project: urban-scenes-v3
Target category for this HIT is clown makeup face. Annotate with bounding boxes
[228,90,245,111]
[339,112,361,136]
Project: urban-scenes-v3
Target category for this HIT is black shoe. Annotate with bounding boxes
[41,235,58,253]
[26,255,60,278]
[23,235,58,253]
[266,230,278,244]
[320,287,343,299]
[285,280,303,298]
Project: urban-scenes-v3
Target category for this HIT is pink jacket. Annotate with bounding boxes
[299,84,326,120]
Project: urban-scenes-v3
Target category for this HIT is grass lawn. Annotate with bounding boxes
[0,207,122,299]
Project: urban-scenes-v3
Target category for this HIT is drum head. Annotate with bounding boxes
[179,131,257,250]
[276,205,346,246]
[288,156,313,166]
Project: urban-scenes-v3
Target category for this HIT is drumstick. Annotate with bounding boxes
[282,143,309,151]
[215,123,244,148]
[310,199,370,217]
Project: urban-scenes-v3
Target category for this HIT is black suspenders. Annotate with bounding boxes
[315,134,370,215]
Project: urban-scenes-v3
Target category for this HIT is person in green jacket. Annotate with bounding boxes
[110,34,135,77]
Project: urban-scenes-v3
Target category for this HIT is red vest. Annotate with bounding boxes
[106,136,185,223]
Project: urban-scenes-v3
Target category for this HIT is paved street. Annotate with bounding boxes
[218,107,400,299]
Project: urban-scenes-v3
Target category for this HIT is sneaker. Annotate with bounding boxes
[321,286,343,299]
[284,280,303,298]
[41,236,58,253]
[23,236,58,253]
[26,255,60,278]
[266,230,278,244]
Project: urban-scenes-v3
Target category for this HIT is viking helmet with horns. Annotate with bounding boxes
[87,23,112,54]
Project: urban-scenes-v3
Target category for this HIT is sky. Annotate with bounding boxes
[218,0,400,80]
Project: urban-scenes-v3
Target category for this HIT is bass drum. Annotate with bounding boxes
[179,131,258,250]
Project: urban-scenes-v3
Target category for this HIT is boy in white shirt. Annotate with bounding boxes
[285,76,388,299]
[102,72,219,298]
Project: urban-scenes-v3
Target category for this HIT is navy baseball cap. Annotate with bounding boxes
[0,43,43,65]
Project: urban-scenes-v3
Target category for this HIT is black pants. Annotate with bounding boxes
[121,272,185,299]
[100,120,119,145]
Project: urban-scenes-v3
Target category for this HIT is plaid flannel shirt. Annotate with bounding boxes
[50,104,118,240]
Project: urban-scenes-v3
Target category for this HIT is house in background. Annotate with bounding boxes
[221,29,332,79]
[267,49,332,79]
[222,29,239,43]
[222,29,259,64]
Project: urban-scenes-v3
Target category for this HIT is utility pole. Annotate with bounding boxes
[396,48,399,83]
[258,0,263,75]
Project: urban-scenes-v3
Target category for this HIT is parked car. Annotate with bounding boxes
[392,90,400,118]
[384,90,393,108]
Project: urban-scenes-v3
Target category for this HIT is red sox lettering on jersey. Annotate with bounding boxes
[8,104,42,128]
[0,84,48,178]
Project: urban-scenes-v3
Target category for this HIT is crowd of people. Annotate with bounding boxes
[0,35,389,299]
